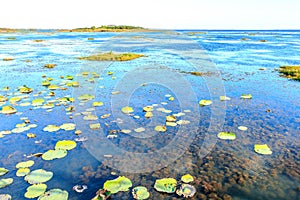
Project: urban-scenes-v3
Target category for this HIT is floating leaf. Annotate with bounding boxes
[44,64,56,68]
[12,126,30,133]
[154,178,177,193]
[60,123,76,131]
[132,186,150,200]
[143,106,153,112]
[0,178,13,189]
[220,96,231,101]
[38,188,68,200]
[241,94,252,99]
[166,122,177,127]
[217,132,236,140]
[166,115,176,122]
[65,75,74,80]
[144,112,153,118]
[121,106,134,114]
[25,184,47,199]
[177,120,190,125]
[42,149,67,161]
[1,106,17,114]
[24,169,53,184]
[181,174,194,183]
[0,96,7,102]
[19,86,33,94]
[134,127,145,133]
[168,96,175,101]
[90,123,100,130]
[32,98,45,106]
[154,125,167,132]
[55,140,76,150]
[78,94,95,101]
[0,194,12,200]
[9,97,21,103]
[42,80,51,86]
[83,115,98,120]
[16,160,34,168]
[238,126,248,131]
[0,168,9,176]
[48,85,59,90]
[103,176,132,194]
[42,103,54,109]
[121,129,131,134]
[176,184,196,198]
[43,125,60,132]
[254,144,272,155]
[16,168,30,177]
[93,102,104,107]
[199,100,212,106]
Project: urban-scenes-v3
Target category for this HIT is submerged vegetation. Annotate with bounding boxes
[78,51,145,61]
[278,66,300,81]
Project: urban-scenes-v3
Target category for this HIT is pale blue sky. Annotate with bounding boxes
[1,0,299,29]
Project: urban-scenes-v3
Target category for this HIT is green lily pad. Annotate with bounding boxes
[48,85,59,90]
[43,125,60,132]
[217,132,236,140]
[60,123,76,131]
[103,176,132,194]
[132,186,150,200]
[93,102,104,107]
[65,75,74,80]
[154,125,167,132]
[24,169,53,184]
[42,80,51,86]
[220,96,231,101]
[176,184,196,198]
[143,106,153,112]
[254,144,272,155]
[25,183,47,199]
[238,126,248,131]
[83,115,98,120]
[0,96,7,102]
[181,174,194,183]
[1,106,17,114]
[0,178,13,189]
[154,178,177,193]
[0,168,9,176]
[42,149,68,161]
[78,94,95,101]
[42,103,54,109]
[199,100,212,106]
[121,106,134,114]
[16,168,30,177]
[55,140,77,150]
[19,86,33,94]
[16,160,35,168]
[241,94,252,99]
[90,123,100,130]
[32,98,45,106]
[166,115,176,122]
[0,194,12,200]
[38,188,68,200]
[144,112,153,118]
[9,97,21,103]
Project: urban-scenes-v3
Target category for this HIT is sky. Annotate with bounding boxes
[1,0,299,30]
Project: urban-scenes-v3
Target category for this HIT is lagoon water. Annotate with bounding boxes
[0,30,299,199]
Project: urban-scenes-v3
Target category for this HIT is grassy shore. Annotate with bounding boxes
[278,66,300,81]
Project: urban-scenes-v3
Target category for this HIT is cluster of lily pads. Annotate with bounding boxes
[199,94,272,155]
[92,174,196,199]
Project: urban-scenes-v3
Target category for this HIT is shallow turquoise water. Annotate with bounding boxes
[0,30,299,200]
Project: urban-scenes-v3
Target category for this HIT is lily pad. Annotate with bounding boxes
[220,96,231,101]
[132,186,150,200]
[93,102,104,107]
[181,174,194,183]
[32,98,45,106]
[90,123,100,130]
[43,125,60,132]
[48,85,59,90]
[177,120,190,125]
[1,106,17,114]
[241,94,252,99]
[24,169,53,184]
[166,122,177,127]
[65,75,74,80]
[217,132,236,140]
[0,178,13,189]
[143,106,153,112]
[55,140,76,150]
[0,194,12,200]
[42,149,67,161]
[154,125,167,132]
[121,106,134,114]
[44,64,56,68]
[41,80,51,86]
[19,86,33,94]
[103,176,132,194]
[176,184,196,198]
[144,112,153,118]
[16,168,30,177]
[154,178,177,193]
[238,126,248,131]
[16,160,34,168]
[83,115,98,120]
[60,123,76,131]
[254,144,272,155]
[0,96,7,102]
[166,115,176,122]
[78,94,95,101]
[38,188,68,200]
[25,184,47,199]
[0,168,9,176]
[199,100,212,106]
[134,127,145,133]
[9,97,21,103]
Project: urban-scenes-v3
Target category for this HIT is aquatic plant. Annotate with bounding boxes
[16,160,35,169]
[0,178,13,189]
[16,168,30,177]
[42,149,68,160]
[0,194,12,200]
[121,106,134,114]
[24,183,47,198]
[38,188,68,200]
[1,106,17,114]
[3,58,14,61]
[44,64,56,68]
[217,132,236,140]
[78,52,145,62]
[176,184,196,198]
[92,189,111,200]
[154,178,177,193]
[0,168,9,176]
[103,176,132,194]
[240,94,252,99]
[181,174,194,183]
[278,66,300,81]
[19,85,33,94]
[220,96,231,101]
[132,186,150,200]
[55,140,77,150]
[154,125,167,132]
[24,169,53,184]
[199,100,212,106]
[254,144,272,155]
